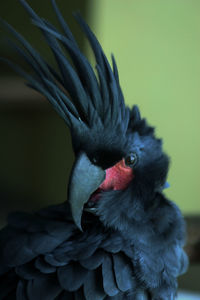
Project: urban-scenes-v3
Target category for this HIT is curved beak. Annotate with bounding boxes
[68,152,105,230]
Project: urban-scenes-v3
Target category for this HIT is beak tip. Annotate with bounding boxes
[70,207,83,231]
[76,224,83,232]
[75,219,83,232]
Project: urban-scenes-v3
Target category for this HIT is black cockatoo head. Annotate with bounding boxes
[3,0,169,230]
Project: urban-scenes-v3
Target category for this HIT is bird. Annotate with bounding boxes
[0,0,188,299]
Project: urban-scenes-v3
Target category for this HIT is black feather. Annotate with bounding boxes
[102,254,119,297]
[57,262,88,292]
[35,257,56,274]
[51,0,78,46]
[83,269,105,300]
[26,275,61,300]
[16,280,28,300]
[32,19,102,117]
[44,254,68,267]
[15,261,41,280]
[112,253,135,292]
[134,291,149,300]
[80,249,105,270]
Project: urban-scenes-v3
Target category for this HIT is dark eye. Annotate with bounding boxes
[125,153,138,167]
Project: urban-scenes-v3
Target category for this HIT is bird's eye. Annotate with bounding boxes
[125,153,138,167]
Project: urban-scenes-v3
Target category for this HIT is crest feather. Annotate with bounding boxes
[2,0,130,134]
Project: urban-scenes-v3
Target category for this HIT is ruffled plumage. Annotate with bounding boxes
[0,0,188,299]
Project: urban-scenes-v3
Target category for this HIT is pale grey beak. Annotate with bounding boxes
[68,152,105,230]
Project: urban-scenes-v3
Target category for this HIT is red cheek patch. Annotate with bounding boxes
[100,159,134,191]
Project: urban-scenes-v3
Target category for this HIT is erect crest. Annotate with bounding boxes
[2,0,130,138]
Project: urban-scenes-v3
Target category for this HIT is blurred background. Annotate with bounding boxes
[0,0,200,297]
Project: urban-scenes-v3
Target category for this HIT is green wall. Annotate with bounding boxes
[88,0,200,214]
